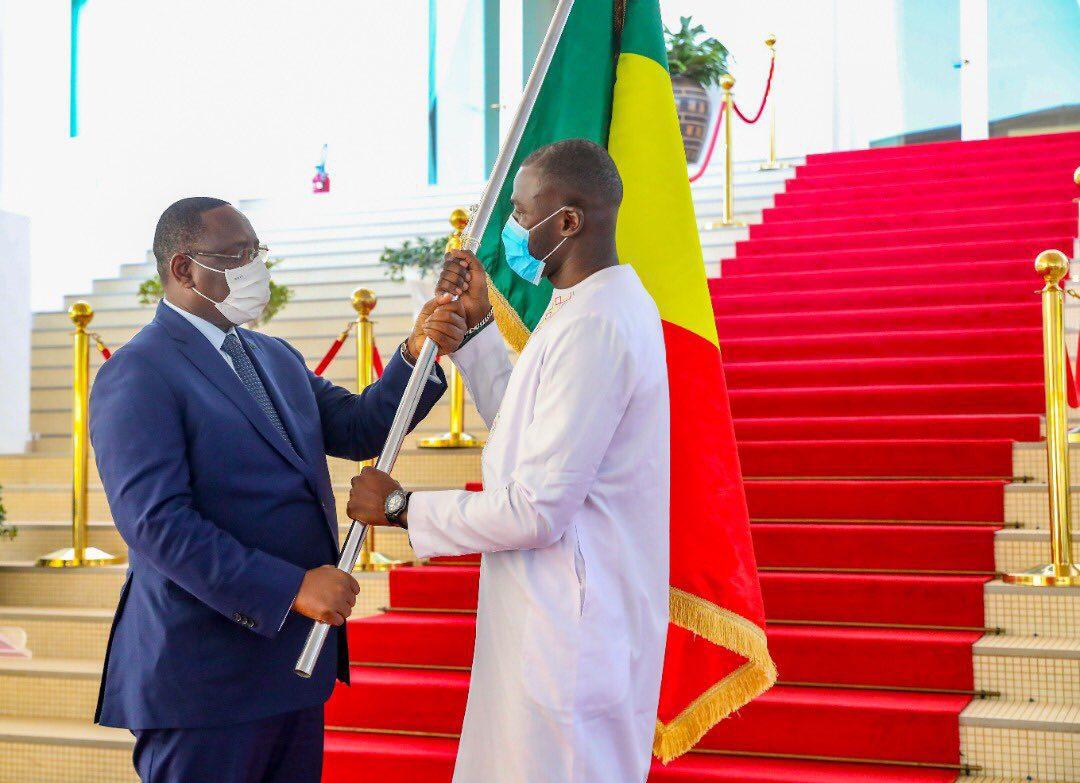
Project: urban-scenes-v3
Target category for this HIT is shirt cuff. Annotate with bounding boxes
[278,597,296,632]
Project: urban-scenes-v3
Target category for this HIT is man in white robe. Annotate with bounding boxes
[349,138,670,783]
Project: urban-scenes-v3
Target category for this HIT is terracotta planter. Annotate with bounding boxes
[671,75,712,164]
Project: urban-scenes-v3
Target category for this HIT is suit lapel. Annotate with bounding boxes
[240,333,315,469]
[156,304,311,477]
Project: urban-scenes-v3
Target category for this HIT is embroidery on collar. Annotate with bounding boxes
[534,291,575,332]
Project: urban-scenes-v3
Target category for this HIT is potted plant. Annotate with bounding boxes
[665,16,730,163]
[137,259,294,329]
[378,234,451,316]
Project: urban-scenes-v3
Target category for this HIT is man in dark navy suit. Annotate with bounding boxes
[90,197,466,782]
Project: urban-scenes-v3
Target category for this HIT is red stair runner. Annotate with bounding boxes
[323,130,1080,781]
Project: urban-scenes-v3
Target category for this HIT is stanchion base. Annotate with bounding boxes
[1068,428,1080,443]
[36,546,124,569]
[758,161,792,171]
[709,219,747,229]
[355,551,405,573]
[1003,562,1080,587]
[418,432,485,449]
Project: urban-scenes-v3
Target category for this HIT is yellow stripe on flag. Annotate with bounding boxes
[610,52,719,349]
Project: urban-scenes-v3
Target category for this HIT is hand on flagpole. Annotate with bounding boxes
[439,250,491,330]
[406,294,469,360]
[291,566,360,626]
[347,466,405,527]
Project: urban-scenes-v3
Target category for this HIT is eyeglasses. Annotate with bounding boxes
[187,245,269,270]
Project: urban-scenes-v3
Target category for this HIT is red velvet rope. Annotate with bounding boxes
[372,344,383,378]
[732,56,775,125]
[688,58,776,184]
[688,106,723,184]
[91,334,112,361]
[313,324,383,379]
[313,335,347,376]
[314,323,353,377]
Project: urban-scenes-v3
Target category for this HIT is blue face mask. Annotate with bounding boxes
[501,206,569,285]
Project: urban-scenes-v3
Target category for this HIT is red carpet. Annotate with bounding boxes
[323,131,1080,781]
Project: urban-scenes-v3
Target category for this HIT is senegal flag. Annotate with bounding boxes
[476,0,777,763]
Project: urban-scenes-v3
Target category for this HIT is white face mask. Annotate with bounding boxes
[189,251,271,326]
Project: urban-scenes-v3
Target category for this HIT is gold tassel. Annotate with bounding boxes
[487,280,532,353]
[653,587,778,763]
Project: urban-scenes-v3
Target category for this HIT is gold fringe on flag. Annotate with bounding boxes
[654,587,778,763]
[487,280,532,353]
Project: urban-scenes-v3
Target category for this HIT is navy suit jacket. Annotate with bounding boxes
[90,302,444,729]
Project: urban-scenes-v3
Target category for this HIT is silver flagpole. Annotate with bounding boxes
[295,0,577,678]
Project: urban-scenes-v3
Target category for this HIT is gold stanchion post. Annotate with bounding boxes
[1004,250,1080,586]
[37,303,121,568]
[353,288,401,572]
[419,208,484,449]
[711,74,744,228]
[759,35,788,172]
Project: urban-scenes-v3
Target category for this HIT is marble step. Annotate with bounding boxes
[984,581,1080,638]
[993,529,1080,574]
[0,657,101,722]
[0,716,136,783]
[973,634,1080,704]
[0,606,113,661]
[1005,482,1080,530]
[0,565,127,610]
[960,699,1080,782]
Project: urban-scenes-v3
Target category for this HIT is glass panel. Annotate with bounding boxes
[879,0,963,146]
[987,0,1080,137]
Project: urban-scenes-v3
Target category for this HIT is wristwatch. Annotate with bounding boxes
[384,488,411,528]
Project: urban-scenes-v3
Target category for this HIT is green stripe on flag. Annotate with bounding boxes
[619,0,666,67]
[478,0,618,333]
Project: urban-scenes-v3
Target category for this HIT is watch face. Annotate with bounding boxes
[386,491,405,516]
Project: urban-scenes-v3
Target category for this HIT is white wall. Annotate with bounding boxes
[0,0,30,453]
[434,0,487,185]
[661,1,907,161]
[0,209,30,454]
[1,0,430,312]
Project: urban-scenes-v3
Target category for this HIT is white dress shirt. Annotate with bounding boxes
[163,298,241,377]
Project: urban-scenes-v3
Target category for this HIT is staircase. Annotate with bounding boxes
[3,132,1080,782]
[323,131,1080,783]
[0,161,795,782]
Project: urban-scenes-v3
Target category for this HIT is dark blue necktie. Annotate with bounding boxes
[221,332,296,452]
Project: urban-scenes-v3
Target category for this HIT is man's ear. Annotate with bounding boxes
[563,207,584,237]
[169,253,195,288]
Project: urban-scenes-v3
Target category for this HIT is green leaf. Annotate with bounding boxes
[378,234,453,283]
[664,14,728,88]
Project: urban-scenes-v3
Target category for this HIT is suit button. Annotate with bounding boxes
[233,612,243,623]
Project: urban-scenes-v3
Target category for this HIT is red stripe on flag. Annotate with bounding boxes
[657,319,768,726]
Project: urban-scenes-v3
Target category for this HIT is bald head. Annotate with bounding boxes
[521,138,623,212]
